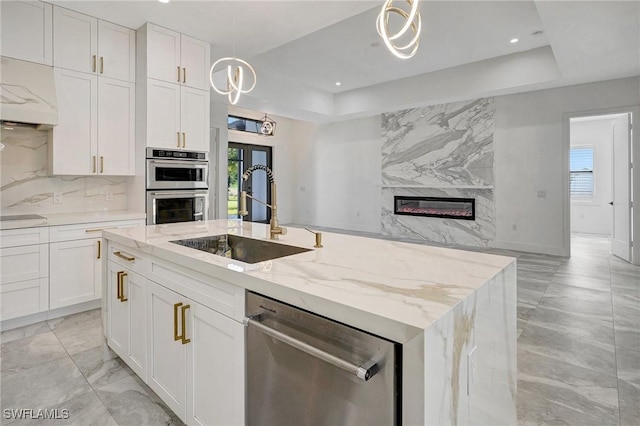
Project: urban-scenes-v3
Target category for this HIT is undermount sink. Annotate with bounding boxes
[170,234,312,264]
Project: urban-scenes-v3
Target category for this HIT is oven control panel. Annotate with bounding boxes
[147,148,208,161]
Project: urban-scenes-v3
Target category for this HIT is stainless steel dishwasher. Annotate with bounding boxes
[245,292,400,426]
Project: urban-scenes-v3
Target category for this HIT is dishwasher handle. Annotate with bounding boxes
[244,316,378,382]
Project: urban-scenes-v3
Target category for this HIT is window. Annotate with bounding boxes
[570,147,594,198]
[227,115,276,136]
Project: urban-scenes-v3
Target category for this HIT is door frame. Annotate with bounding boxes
[563,105,639,264]
[227,142,273,223]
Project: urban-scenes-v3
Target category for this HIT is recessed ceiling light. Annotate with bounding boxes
[335,82,341,86]
[510,38,519,44]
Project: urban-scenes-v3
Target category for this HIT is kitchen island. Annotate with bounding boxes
[103,219,516,425]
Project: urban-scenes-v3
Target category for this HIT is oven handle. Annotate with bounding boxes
[244,315,378,382]
[148,159,209,167]
[148,190,208,198]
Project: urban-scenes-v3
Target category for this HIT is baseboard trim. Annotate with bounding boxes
[1,299,101,332]
[494,239,568,257]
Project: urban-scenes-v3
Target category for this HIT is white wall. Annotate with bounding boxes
[292,116,382,233]
[494,76,639,256]
[569,118,616,235]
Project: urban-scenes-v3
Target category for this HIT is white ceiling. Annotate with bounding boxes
[51,0,640,121]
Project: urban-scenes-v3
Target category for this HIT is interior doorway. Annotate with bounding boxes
[227,142,273,223]
[569,112,633,262]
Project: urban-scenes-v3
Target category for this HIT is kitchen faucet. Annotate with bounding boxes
[239,165,286,240]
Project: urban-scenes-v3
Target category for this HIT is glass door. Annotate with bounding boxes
[227,143,273,223]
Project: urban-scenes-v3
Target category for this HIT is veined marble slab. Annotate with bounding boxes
[0,210,146,230]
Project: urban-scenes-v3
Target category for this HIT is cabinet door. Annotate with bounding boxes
[147,79,181,149]
[107,261,129,358]
[98,77,135,175]
[98,20,135,82]
[146,24,181,84]
[186,302,245,426]
[180,34,210,90]
[0,0,52,65]
[51,68,98,175]
[53,6,97,74]
[180,87,209,151]
[147,281,187,421]
[127,269,147,379]
[50,239,101,309]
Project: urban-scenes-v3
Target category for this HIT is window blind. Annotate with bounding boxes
[570,147,594,198]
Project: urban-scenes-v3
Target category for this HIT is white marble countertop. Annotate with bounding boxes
[104,219,515,343]
[0,210,146,230]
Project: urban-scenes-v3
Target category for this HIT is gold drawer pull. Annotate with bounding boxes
[100,156,104,173]
[116,271,123,300]
[181,304,191,344]
[114,251,135,261]
[182,67,186,84]
[92,156,96,173]
[174,302,183,341]
[177,131,181,148]
[92,55,97,72]
[182,132,186,148]
[100,56,104,74]
[177,66,181,83]
[119,272,128,302]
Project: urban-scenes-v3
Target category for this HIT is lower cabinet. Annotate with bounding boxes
[107,261,146,378]
[146,280,244,425]
[50,238,102,309]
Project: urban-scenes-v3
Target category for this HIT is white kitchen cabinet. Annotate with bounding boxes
[144,23,210,90]
[147,280,188,421]
[107,260,147,379]
[49,239,101,309]
[51,69,134,175]
[186,301,245,426]
[0,0,53,65]
[146,279,244,425]
[0,227,49,321]
[146,80,209,150]
[53,6,135,82]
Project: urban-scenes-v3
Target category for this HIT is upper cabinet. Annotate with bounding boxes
[53,6,135,82]
[144,23,210,91]
[0,0,53,65]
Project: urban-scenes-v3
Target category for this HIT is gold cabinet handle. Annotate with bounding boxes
[92,55,97,72]
[113,251,135,261]
[92,156,96,173]
[182,132,186,148]
[183,67,186,84]
[177,131,181,148]
[119,272,128,302]
[174,302,183,341]
[97,240,101,259]
[181,304,191,344]
[100,56,104,74]
[100,156,104,173]
[177,66,181,83]
[116,271,123,300]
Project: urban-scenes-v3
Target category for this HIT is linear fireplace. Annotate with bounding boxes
[394,196,475,220]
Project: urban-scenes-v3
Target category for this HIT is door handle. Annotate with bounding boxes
[181,304,191,344]
[116,271,123,300]
[174,302,183,341]
[100,156,104,173]
[100,56,104,74]
[183,67,186,84]
[182,132,186,148]
[177,131,181,148]
[609,201,614,206]
[97,240,101,259]
[119,272,128,302]
[92,156,97,173]
[92,55,97,72]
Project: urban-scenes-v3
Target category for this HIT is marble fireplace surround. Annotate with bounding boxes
[381,98,496,248]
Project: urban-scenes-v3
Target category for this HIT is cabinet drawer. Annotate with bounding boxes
[0,227,49,248]
[148,258,244,322]
[0,244,48,284]
[108,243,147,275]
[0,278,48,321]
[50,220,144,242]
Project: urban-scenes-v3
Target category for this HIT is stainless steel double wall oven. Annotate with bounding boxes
[146,148,209,225]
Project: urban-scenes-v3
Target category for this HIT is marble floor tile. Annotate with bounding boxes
[0,321,50,345]
[4,391,117,426]
[611,271,640,290]
[537,284,614,320]
[1,357,93,411]
[551,271,613,291]
[95,376,184,426]
[612,287,640,352]
[518,388,619,426]
[48,309,104,355]
[618,379,640,426]
[518,323,617,377]
[71,345,134,389]
[616,347,640,387]
[517,279,549,309]
[526,305,615,346]
[1,331,68,374]
[518,349,620,424]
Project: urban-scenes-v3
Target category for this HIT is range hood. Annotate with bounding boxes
[1,57,58,130]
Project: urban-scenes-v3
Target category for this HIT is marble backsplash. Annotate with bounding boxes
[0,127,128,215]
[381,98,495,247]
